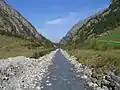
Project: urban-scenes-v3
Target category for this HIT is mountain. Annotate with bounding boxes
[60,0,120,78]
[60,0,120,45]
[0,0,53,58]
[0,0,45,39]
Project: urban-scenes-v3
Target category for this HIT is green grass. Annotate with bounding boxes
[0,35,54,59]
[67,49,120,73]
[62,27,120,73]
[100,27,120,41]
[97,27,120,49]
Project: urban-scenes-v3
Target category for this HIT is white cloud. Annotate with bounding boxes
[46,18,66,25]
[45,12,80,25]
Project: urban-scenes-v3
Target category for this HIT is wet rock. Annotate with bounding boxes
[91,78,98,83]
[93,83,98,88]
[46,83,52,86]
[96,87,105,90]
[87,82,93,87]
[105,75,112,81]
[110,74,120,83]
[97,80,102,87]
[114,82,120,90]
[109,81,116,90]
[76,75,81,78]
[46,80,49,83]
[83,68,92,77]
[102,79,110,85]
[81,74,88,79]
[116,72,120,77]
[91,72,98,79]
[102,86,109,90]
[36,86,41,90]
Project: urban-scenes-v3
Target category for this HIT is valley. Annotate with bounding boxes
[0,0,120,90]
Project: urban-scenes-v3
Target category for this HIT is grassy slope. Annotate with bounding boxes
[67,49,120,73]
[0,35,54,59]
[61,1,120,73]
[63,27,120,73]
[98,27,120,48]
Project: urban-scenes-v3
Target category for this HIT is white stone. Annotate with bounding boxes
[81,75,88,79]
[36,86,41,90]
[87,82,93,87]
[46,80,49,83]
[47,83,52,86]
[96,87,105,90]
[92,83,98,88]
[47,77,50,79]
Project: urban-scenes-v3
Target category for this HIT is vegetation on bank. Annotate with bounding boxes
[61,26,120,74]
[64,48,120,74]
[0,30,54,59]
[60,0,120,72]
[32,48,55,59]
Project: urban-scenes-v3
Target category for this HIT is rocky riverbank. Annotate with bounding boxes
[0,50,58,90]
[60,49,120,90]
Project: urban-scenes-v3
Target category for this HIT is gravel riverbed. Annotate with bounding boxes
[0,50,58,90]
[0,49,119,90]
[60,49,120,90]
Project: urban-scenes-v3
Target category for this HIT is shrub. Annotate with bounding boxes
[86,38,98,50]
[97,42,108,51]
[32,51,45,59]
[32,52,39,59]
[31,48,55,59]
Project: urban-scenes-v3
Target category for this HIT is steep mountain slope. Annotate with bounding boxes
[0,0,53,58]
[60,0,120,45]
[0,0,43,39]
[60,0,120,80]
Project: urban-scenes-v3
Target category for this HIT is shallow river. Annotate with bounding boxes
[41,50,86,90]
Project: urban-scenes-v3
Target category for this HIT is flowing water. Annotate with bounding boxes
[41,50,86,90]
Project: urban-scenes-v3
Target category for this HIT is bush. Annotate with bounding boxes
[97,42,108,51]
[32,51,46,59]
[31,48,55,59]
[32,52,39,59]
[84,38,108,51]
[85,38,98,50]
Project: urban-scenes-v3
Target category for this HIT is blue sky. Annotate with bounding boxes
[6,0,110,42]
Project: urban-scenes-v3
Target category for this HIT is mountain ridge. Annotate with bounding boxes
[60,0,120,45]
[0,0,47,41]
[0,0,54,58]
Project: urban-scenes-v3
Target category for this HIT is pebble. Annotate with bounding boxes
[52,78,57,81]
[41,86,44,89]
[46,80,49,83]
[102,86,109,90]
[96,87,105,90]
[0,50,58,90]
[91,78,98,83]
[76,75,81,77]
[47,77,50,79]
[93,83,98,88]
[58,49,120,90]
[47,83,52,86]
[87,82,93,87]
[36,86,41,90]
[81,74,88,79]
